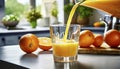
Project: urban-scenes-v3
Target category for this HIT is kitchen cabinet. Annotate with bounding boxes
[0,37,4,46]
[0,26,105,46]
[4,36,19,45]
[0,26,50,46]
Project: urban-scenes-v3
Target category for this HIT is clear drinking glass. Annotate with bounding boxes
[50,24,80,62]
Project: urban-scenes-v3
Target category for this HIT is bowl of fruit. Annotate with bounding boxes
[2,14,19,28]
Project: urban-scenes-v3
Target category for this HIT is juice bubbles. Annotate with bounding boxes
[53,40,78,57]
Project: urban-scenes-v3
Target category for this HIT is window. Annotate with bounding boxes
[4,0,64,27]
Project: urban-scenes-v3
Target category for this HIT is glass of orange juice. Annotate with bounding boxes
[50,24,80,62]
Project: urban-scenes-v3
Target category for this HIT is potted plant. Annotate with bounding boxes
[64,1,93,26]
[51,6,58,18]
[26,9,42,28]
[50,1,58,24]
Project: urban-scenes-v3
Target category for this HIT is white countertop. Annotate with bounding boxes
[0,26,50,34]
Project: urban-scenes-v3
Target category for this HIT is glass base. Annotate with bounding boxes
[53,55,78,62]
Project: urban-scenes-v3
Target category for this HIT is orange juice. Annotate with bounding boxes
[53,2,80,58]
[53,41,78,57]
[50,24,80,62]
[50,2,80,62]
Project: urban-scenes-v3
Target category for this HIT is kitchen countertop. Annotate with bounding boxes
[0,45,120,69]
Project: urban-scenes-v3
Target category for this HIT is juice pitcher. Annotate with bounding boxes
[80,0,120,18]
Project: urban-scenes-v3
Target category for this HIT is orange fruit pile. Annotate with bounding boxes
[79,29,120,48]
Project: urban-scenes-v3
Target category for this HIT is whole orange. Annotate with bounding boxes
[93,34,104,47]
[38,37,52,51]
[104,29,120,48]
[19,33,39,53]
[79,30,95,48]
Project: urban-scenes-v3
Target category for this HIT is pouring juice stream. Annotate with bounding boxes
[52,2,81,58]
[63,2,80,41]
[64,0,120,40]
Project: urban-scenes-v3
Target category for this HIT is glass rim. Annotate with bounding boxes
[50,24,80,27]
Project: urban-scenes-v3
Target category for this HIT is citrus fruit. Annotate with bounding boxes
[19,33,39,53]
[93,21,105,27]
[104,29,120,48]
[93,34,104,47]
[38,37,52,51]
[79,30,95,48]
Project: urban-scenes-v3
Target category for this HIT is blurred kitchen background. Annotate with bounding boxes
[0,0,108,27]
[0,0,107,46]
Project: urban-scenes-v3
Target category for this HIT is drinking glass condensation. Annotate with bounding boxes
[50,24,80,62]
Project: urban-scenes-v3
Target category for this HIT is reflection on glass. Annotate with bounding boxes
[54,61,93,69]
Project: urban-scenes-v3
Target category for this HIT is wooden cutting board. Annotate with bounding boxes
[78,43,120,55]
